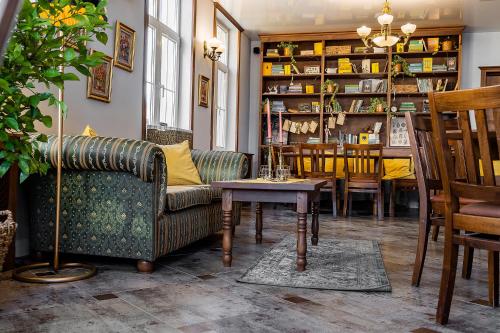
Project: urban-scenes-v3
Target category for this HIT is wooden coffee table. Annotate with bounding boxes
[212,179,326,272]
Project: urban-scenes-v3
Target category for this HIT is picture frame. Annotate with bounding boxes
[198,75,210,108]
[87,51,113,103]
[114,21,136,72]
[390,117,410,147]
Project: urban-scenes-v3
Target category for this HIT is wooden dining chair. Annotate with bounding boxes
[430,85,500,324]
[406,112,480,287]
[297,143,339,218]
[343,144,384,220]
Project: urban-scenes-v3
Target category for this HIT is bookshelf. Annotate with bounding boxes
[258,27,464,166]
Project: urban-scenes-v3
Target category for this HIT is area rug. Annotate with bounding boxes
[238,236,391,292]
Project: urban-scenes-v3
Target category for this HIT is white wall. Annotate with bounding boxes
[238,33,251,152]
[248,40,261,176]
[38,0,145,140]
[461,31,500,89]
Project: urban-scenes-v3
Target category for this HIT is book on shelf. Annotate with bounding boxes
[271,100,286,113]
[307,137,321,144]
[354,46,369,53]
[432,64,448,72]
[279,85,288,94]
[447,57,457,71]
[417,78,433,93]
[398,102,417,112]
[408,39,425,52]
[358,79,387,93]
[373,47,385,54]
[361,59,371,73]
[263,62,272,75]
[409,63,423,73]
[314,42,323,55]
[284,64,291,75]
[338,58,352,74]
[345,84,359,93]
[300,50,314,56]
[288,83,303,93]
[427,38,439,52]
[371,63,380,73]
[348,99,364,113]
[435,78,448,92]
[423,58,433,72]
[266,48,279,57]
[272,64,284,75]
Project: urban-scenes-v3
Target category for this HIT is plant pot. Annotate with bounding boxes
[326,84,334,93]
[376,104,384,113]
[283,48,292,57]
[442,40,453,51]
[394,63,402,73]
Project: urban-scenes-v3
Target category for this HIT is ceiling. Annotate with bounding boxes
[216,0,500,39]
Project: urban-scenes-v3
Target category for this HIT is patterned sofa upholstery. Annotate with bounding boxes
[27,131,248,271]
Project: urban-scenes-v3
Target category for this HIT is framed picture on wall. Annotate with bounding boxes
[389,116,410,147]
[87,51,113,103]
[198,75,210,108]
[114,21,136,72]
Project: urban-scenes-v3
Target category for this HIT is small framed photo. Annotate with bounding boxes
[447,57,457,71]
[362,80,372,93]
[87,52,113,103]
[198,75,210,108]
[114,21,136,72]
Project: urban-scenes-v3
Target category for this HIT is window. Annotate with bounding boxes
[214,22,229,149]
[146,0,180,127]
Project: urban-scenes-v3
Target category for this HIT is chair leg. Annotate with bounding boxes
[348,192,353,216]
[377,188,384,221]
[412,216,431,287]
[461,246,474,279]
[389,181,396,217]
[436,236,459,325]
[343,188,349,217]
[372,194,377,216]
[488,251,499,307]
[137,260,155,273]
[432,225,440,242]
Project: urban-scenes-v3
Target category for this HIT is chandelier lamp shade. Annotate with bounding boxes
[204,37,225,62]
[357,0,416,48]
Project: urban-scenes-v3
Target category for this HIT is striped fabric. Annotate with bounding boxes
[146,128,193,148]
[191,150,248,184]
[166,185,213,211]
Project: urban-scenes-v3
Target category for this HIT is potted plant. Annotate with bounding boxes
[391,55,415,78]
[368,98,388,113]
[277,41,300,75]
[321,79,337,94]
[0,0,109,183]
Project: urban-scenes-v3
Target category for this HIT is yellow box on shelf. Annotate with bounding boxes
[371,63,380,73]
[314,42,323,55]
[359,133,370,145]
[427,37,439,52]
[284,64,291,75]
[306,85,315,94]
[396,43,405,53]
[263,62,272,76]
[423,58,433,72]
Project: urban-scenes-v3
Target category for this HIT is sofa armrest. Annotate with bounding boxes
[191,150,248,183]
[39,135,166,183]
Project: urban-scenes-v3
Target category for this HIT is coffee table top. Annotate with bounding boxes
[211,178,327,192]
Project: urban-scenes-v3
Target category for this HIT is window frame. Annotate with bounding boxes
[214,21,230,149]
[145,0,181,128]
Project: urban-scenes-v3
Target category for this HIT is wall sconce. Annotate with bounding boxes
[204,37,225,62]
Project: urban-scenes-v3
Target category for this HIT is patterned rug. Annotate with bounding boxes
[238,236,391,292]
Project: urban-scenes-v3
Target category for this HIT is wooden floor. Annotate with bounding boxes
[0,205,499,332]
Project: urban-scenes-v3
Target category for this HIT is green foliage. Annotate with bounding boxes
[368,98,387,113]
[0,0,109,181]
[391,54,415,78]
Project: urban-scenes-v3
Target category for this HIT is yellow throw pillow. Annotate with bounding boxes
[478,160,500,176]
[82,125,97,137]
[383,159,415,180]
[160,141,202,186]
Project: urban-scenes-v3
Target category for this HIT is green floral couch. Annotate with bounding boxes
[27,131,248,271]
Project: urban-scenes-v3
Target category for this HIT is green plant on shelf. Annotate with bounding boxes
[277,41,300,75]
[322,81,342,113]
[391,55,415,78]
[368,98,388,113]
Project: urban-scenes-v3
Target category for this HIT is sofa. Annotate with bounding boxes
[27,129,248,272]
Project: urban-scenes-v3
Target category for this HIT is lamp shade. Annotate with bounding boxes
[373,35,400,47]
[357,26,372,38]
[206,37,223,50]
[377,13,394,25]
[401,23,417,35]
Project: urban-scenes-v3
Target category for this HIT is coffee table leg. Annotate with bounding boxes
[222,190,233,267]
[255,202,263,244]
[296,192,308,272]
[311,192,319,246]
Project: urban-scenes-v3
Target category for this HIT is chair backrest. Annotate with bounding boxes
[297,143,337,180]
[343,144,383,182]
[430,85,500,204]
[405,112,461,197]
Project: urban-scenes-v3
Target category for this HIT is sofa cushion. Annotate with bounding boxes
[160,141,202,186]
[166,185,219,211]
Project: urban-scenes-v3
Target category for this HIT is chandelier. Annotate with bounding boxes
[357,0,416,48]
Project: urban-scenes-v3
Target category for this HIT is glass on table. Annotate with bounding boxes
[259,165,272,180]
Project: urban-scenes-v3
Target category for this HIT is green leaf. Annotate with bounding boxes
[0,160,12,178]
[19,171,29,183]
[18,159,30,175]
[96,31,108,45]
[44,68,61,78]
[5,117,19,131]
[64,47,77,61]
[29,95,41,107]
[61,72,80,81]
[0,78,10,91]
[40,115,52,128]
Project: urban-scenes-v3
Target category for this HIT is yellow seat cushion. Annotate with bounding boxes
[296,157,345,178]
[160,140,202,186]
[82,125,97,137]
[478,160,500,177]
[383,158,415,180]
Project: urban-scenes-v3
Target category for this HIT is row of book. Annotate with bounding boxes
[271,101,286,113]
[417,78,450,92]
[343,79,388,93]
[398,102,417,112]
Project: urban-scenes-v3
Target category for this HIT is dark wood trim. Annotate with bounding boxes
[259,26,465,42]
[141,0,149,140]
[0,0,21,59]
[480,66,500,87]
[213,2,244,32]
[189,0,197,132]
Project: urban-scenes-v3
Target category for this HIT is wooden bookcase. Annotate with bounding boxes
[258,27,464,166]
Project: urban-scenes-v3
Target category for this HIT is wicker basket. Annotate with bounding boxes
[0,210,16,271]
